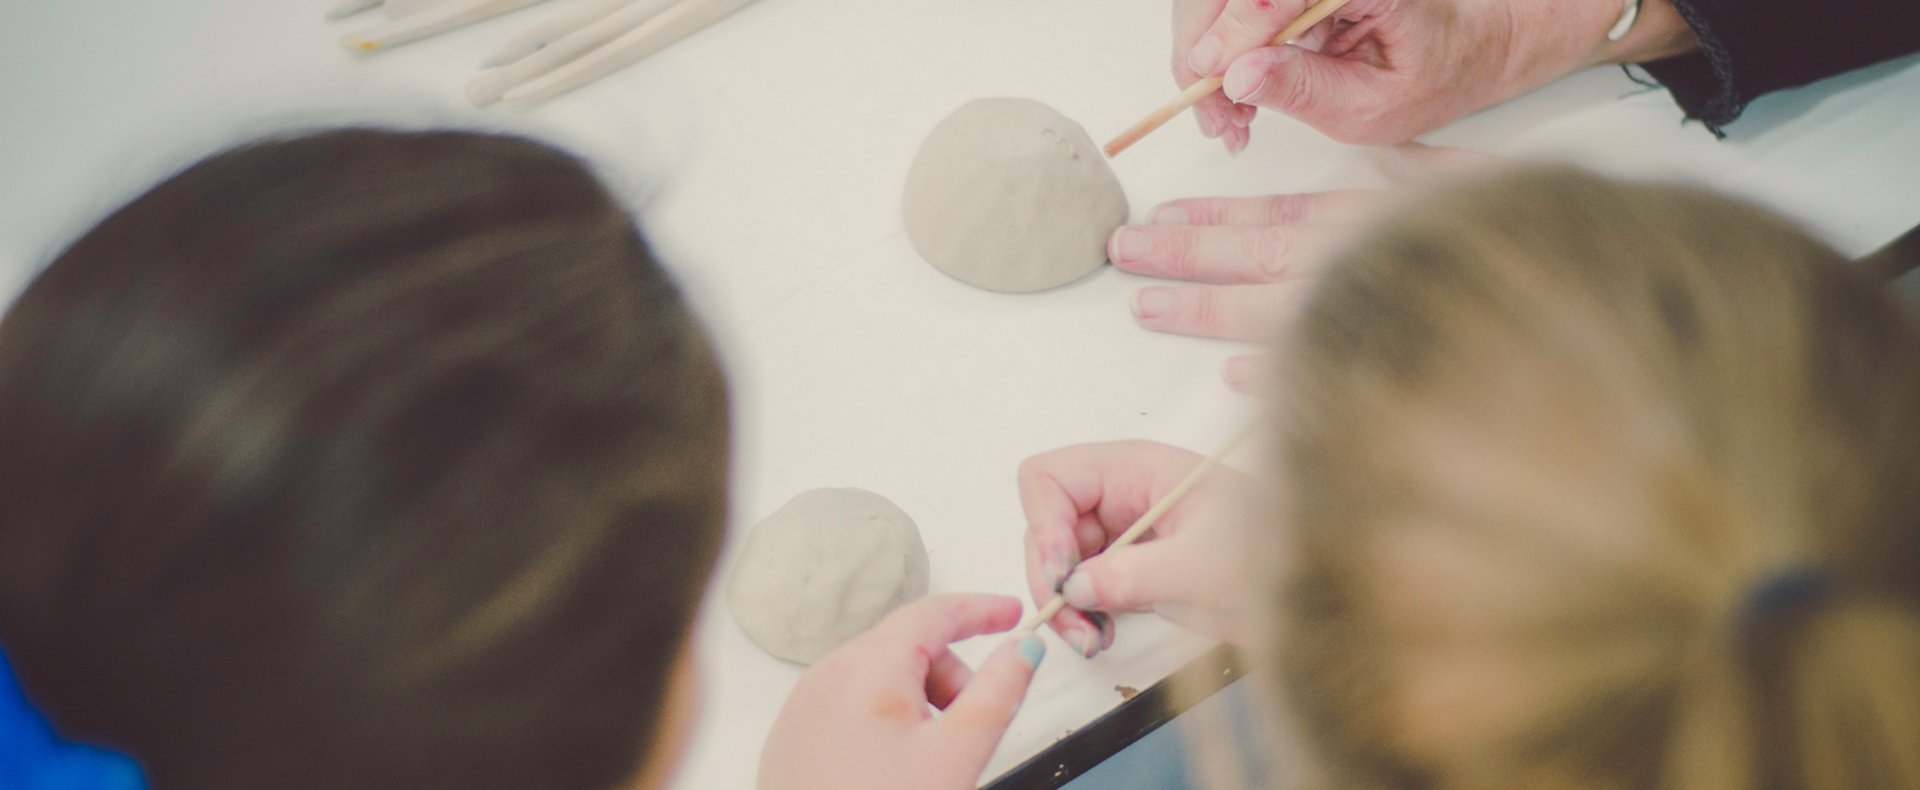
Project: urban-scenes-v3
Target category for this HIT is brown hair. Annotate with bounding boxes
[0,129,729,789]
[1268,166,1920,789]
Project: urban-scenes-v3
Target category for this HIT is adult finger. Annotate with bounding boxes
[1173,0,1236,141]
[1223,354,1265,393]
[1131,282,1304,341]
[1109,224,1314,285]
[1145,191,1371,228]
[1222,45,1402,144]
[925,648,973,710]
[1188,0,1310,77]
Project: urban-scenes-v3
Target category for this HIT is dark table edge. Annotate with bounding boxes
[981,643,1247,790]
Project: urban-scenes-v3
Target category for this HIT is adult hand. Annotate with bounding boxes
[1020,441,1253,658]
[1172,0,1700,150]
[1111,188,1365,390]
[759,595,1044,790]
[1113,144,1495,390]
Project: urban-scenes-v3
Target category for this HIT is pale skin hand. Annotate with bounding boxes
[1020,441,1253,658]
[759,595,1044,790]
[1173,0,1701,151]
[1115,144,1494,390]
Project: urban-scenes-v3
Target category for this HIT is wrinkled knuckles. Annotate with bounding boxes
[1274,65,1316,114]
[1158,235,1203,280]
[1179,289,1223,334]
[1263,194,1309,225]
[1255,228,1294,280]
[1187,199,1228,224]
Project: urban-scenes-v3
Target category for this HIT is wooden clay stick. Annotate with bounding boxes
[481,0,638,67]
[1103,0,1356,157]
[1011,420,1262,638]
[341,0,553,52]
[326,0,384,20]
[467,0,684,106]
[384,0,460,19]
[499,0,755,105]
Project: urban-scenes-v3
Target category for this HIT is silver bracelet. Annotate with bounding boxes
[1607,0,1643,41]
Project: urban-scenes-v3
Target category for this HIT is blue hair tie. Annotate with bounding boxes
[0,644,145,790]
[1737,566,1835,647]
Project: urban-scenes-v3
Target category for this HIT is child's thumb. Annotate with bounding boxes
[1059,540,1192,614]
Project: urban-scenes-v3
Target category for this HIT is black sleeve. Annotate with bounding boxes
[1637,0,1920,136]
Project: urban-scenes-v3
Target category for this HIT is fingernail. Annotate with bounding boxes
[1111,227,1149,262]
[1224,357,1256,389]
[1150,205,1188,225]
[1062,573,1098,610]
[1189,35,1223,75]
[1224,69,1268,104]
[1018,635,1047,669]
[1132,288,1172,320]
[1063,628,1094,658]
[1090,612,1117,651]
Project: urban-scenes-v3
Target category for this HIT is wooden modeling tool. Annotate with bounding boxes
[1104,0,1356,158]
[340,0,552,52]
[1012,420,1261,638]
[332,0,757,105]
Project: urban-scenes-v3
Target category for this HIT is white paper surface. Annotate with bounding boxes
[2,1,1917,788]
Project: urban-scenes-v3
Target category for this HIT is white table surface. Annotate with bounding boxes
[3,2,1918,787]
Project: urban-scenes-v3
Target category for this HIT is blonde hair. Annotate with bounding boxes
[1264,166,1920,789]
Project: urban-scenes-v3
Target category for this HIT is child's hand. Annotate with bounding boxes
[1020,441,1253,657]
[758,595,1045,790]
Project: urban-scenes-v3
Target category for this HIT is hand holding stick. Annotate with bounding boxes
[1011,421,1261,639]
[1105,0,1356,157]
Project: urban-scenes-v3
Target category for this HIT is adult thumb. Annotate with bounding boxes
[1221,45,1378,141]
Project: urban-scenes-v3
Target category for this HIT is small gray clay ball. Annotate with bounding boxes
[902,97,1129,293]
[727,488,930,665]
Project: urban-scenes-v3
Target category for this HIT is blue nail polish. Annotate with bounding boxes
[1018,634,1047,669]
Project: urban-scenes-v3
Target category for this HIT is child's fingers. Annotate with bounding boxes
[868,595,1022,657]
[1059,538,1202,614]
[932,635,1046,769]
[1024,537,1104,656]
[925,648,972,710]
[1018,442,1209,548]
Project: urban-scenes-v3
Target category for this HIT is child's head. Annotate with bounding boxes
[0,130,729,789]
[1268,166,1920,788]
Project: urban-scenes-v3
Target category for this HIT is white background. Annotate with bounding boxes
[3,1,1918,787]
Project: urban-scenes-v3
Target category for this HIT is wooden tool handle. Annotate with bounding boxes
[1104,0,1356,157]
